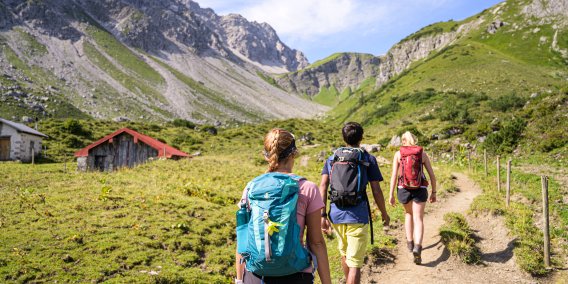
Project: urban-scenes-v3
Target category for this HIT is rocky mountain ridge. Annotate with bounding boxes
[277,0,568,99]
[276,18,482,96]
[0,0,320,123]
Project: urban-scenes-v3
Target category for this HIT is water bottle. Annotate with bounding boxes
[236,204,250,254]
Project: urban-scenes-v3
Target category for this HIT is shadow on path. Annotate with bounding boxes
[422,237,451,268]
[481,239,516,264]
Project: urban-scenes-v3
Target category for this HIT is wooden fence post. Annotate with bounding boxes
[541,176,550,267]
[484,149,488,177]
[506,159,511,207]
[31,148,35,165]
[496,156,501,192]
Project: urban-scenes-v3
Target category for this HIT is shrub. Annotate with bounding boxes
[62,119,91,137]
[171,119,196,129]
[374,101,400,117]
[407,88,437,104]
[483,117,526,154]
[62,135,85,148]
[489,93,526,112]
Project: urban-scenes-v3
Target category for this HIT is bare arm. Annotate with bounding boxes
[235,252,245,281]
[370,181,389,225]
[319,174,332,234]
[423,152,436,192]
[319,174,329,214]
[388,152,400,205]
[306,210,332,284]
[423,152,437,203]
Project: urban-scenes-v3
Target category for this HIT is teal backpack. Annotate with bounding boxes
[236,173,312,277]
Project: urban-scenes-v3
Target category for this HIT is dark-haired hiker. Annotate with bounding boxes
[319,122,390,284]
[388,131,437,265]
[235,128,331,284]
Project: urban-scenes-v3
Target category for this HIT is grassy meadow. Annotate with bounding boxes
[0,118,469,283]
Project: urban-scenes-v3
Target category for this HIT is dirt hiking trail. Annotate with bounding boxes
[361,173,537,284]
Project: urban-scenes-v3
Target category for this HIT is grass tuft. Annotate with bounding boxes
[439,212,481,264]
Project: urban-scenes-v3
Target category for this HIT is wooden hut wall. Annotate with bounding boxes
[87,133,158,171]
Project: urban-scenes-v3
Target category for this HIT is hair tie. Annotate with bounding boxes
[277,139,296,161]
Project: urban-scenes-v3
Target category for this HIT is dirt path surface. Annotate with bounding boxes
[362,173,537,284]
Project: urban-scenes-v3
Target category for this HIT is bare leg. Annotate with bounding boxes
[402,202,414,242]
[346,267,361,284]
[341,256,349,278]
[412,201,426,246]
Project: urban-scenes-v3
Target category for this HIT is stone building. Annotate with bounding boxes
[0,117,48,162]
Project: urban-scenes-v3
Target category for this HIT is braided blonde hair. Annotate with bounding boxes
[263,128,297,172]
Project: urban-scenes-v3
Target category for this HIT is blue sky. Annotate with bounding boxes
[196,0,503,62]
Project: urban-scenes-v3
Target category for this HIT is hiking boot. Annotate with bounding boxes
[406,241,414,252]
[413,244,422,265]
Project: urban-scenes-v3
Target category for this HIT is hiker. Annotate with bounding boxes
[319,122,390,284]
[388,131,437,265]
[235,128,332,284]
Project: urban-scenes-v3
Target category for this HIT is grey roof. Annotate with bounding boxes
[0,117,48,138]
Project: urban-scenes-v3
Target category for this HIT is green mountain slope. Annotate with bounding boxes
[330,0,568,157]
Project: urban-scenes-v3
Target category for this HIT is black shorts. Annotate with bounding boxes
[397,187,428,204]
[243,271,314,284]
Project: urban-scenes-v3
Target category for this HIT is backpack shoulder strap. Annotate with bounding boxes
[288,174,306,182]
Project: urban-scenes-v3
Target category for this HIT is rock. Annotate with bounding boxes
[21,116,34,123]
[375,156,390,165]
[214,120,222,127]
[62,254,74,263]
[530,93,539,98]
[361,144,381,153]
[389,136,401,147]
[446,127,463,136]
[487,20,506,34]
[113,116,131,122]
[205,127,217,135]
[191,151,201,157]
[317,150,327,162]
[299,132,314,145]
[300,156,309,167]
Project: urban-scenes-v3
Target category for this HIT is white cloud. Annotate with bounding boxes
[238,0,391,40]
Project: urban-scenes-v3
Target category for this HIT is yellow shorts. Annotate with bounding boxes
[331,223,369,268]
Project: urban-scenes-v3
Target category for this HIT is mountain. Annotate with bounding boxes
[278,0,567,103]
[327,0,568,155]
[0,0,322,123]
[275,0,567,155]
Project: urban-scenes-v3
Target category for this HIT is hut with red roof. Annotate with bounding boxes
[74,128,189,171]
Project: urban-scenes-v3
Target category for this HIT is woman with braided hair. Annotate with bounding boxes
[235,128,331,284]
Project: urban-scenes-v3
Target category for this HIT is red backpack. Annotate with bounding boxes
[399,146,428,190]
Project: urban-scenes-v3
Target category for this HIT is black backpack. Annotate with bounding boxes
[329,147,370,207]
[329,147,375,244]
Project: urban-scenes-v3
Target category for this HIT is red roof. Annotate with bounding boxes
[74,128,190,158]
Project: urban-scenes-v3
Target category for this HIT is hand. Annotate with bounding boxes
[321,217,332,235]
[429,192,437,203]
[389,195,396,206]
[382,213,390,227]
